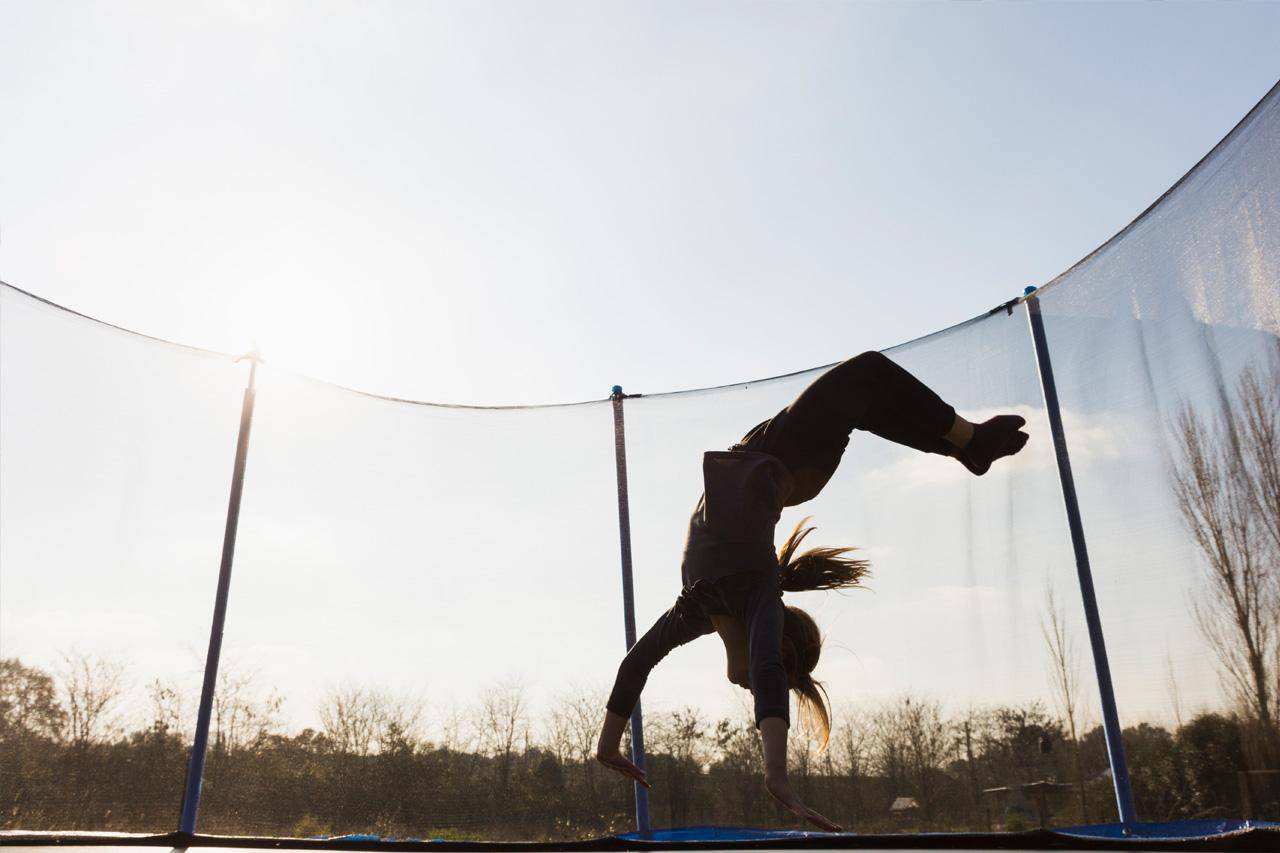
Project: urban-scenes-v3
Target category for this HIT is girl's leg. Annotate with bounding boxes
[781,351,1027,478]
[785,351,957,452]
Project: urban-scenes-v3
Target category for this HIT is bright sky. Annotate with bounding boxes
[2,2,1278,739]
[2,1,1278,404]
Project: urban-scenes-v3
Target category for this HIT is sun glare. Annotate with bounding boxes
[231,283,356,383]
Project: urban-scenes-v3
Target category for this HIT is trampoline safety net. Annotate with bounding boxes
[2,80,1278,843]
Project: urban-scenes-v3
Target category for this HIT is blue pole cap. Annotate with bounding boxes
[611,385,624,400]
[1024,285,1038,296]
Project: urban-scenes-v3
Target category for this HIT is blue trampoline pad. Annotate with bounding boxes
[621,820,1279,847]
[3,823,1280,851]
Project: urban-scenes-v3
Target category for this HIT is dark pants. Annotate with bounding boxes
[733,351,956,505]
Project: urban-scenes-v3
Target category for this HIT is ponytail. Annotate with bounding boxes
[777,517,870,593]
[795,672,832,750]
[779,614,835,750]
[777,518,867,751]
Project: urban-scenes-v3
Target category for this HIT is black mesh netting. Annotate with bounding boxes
[2,81,1277,840]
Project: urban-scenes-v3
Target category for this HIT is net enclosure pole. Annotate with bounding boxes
[1023,287,1137,828]
[179,353,259,834]
[610,386,653,837]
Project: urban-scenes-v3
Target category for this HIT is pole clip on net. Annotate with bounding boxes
[987,286,1039,318]
[989,296,1022,317]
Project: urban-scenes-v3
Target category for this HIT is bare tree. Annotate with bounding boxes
[213,667,283,753]
[59,650,126,745]
[788,718,821,803]
[832,709,871,819]
[834,711,871,776]
[544,705,575,767]
[871,699,910,796]
[1171,353,1280,763]
[903,696,954,823]
[955,709,985,830]
[713,714,764,824]
[1236,354,1280,556]
[545,686,605,773]
[1042,583,1088,821]
[372,690,425,753]
[649,707,710,826]
[436,700,479,754]
[147,677,188,739]
[477,678,528,795]
[872,695,953,824]
[319,687,376,756]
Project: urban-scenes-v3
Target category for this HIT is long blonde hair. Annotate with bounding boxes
[776,517,869,750]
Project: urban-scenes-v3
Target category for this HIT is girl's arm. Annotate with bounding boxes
[759,716,842,832]
[595,709,650,788]
[597,596,713,786]
[603,597,714,721]
[731,575,842,832]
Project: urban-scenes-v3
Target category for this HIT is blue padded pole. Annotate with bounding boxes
[1023,287,1137,829]
[610,386,652,838]
[179,353,259,834]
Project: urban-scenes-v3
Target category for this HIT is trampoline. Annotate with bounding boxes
[2,79,1279,850]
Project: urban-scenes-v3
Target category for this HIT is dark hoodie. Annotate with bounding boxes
[605,449,793,728]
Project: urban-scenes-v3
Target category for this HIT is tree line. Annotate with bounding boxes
[1,655,1274,840]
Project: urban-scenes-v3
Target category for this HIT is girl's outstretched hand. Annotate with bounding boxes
[758,717,842,832]
[765,772,842,833]
[595,747,652,789]
[596,709,651,789]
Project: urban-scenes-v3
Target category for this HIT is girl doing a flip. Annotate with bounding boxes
[595,351,1029,831]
